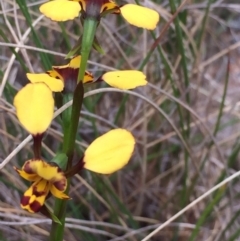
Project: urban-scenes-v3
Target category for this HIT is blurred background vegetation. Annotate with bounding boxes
[1,0,240,240]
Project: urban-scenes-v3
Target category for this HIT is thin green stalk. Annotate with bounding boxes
[169,0,190,211]
[16,0,51,69]
[196,0,213,50]
[63,84,84,156]
[0,29,29,72]
[169,0,190,146]
[185,62,230,240]
[78,19,98,82]
[49,18,98,241]
[218,209,240,240]
[213,59,229,136]
[187,188,224,241]
[228,229,240,241]
[59,22,72,50]
[168,1,190,239]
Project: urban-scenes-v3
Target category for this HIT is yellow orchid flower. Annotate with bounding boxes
[27,56,147,90]
[83,129,135,174]
[13,57,147,136]
[14,130,135,212]
[13,83,54,135]
[27,56,93,93]
[56,56,147,90]
[40,0,159,30]
[14,159,69,213]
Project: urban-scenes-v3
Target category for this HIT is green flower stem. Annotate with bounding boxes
[49,17,98,241]
[49,83,83,241]
[62,93,74,154]
[63,83,84,156]
[78,18,98,82]
[48,185,69,241]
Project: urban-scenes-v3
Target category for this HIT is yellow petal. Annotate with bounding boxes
[83,71,94,84]
[25,160,67,184]
[69,56,94,83]
[14,166,40,182]
[53,56,94,84]
[69,55,81,68]
[50,184,70,199]
[40,0,81,22]
[27,73,64,92]
[13,83,54,135]
[84,129,135,174]
[102,70,147,90]
[120,4,159,30]
[51,64,68,70]
[101,1,119,13]
[21,180,50,213]
[46,70,63,80]
[52,56,80,70]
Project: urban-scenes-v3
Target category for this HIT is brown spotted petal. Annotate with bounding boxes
[52,56,94,85]
[49,173,69,199]
[52,177,67,192]
[14,166,39,182]
[100,0,120,14]
[53,66,79,92]
[80,0,113,13]
[21,179,50,213]
[50,184,70,199]
[53,66,79,81]
[25,159,65,183]
[22,160,37,174]
[17,159,69,213]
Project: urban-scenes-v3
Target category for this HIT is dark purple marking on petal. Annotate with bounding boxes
[53,179,66,191]
[53,67,78,82]
[21,196,30,206]
[54,67,79,93]
[33,184,48,197]
[30,200,42,213]
[23,161,35,174]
